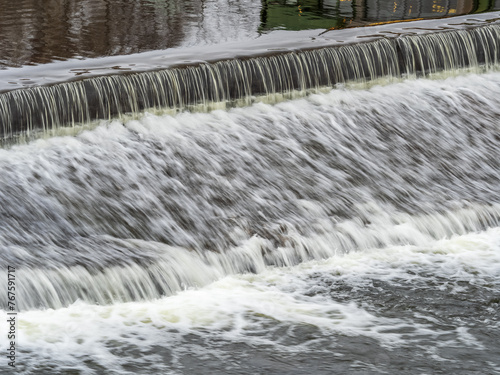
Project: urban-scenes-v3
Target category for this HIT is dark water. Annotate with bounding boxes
[261,0,500,30]
[1,0,500,68]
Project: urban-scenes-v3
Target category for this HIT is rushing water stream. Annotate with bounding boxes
[3,17,500,141]
[1,68,500,373]
[1,1,500,374]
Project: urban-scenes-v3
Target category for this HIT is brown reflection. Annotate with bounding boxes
[0,0,261,68]
[0,0,182,67]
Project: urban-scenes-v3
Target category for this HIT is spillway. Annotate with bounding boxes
[1,18,500,142]
[0,7,499,375]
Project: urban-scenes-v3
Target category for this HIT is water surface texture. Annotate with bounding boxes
[0,70,500,374]
[0,0,261,68]
[261,0,500,30]
[0,2,499,375]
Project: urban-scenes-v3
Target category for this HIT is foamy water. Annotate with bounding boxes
[1,228,499,374]
[1,71,500,374]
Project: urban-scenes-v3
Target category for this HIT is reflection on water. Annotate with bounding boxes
[0,0,499,68]
[260,0,500,31]
[0,0,261,68]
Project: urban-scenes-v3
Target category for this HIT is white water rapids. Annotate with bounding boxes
[0,70,499,374]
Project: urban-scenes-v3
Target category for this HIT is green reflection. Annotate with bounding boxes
[260,0,498,32]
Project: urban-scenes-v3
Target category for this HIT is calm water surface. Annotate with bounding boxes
[1,0,500,68]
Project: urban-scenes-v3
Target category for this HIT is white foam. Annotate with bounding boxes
[1,68,500,372]
[1,227,498,372]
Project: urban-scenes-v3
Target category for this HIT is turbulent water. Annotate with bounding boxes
[0,69,500,373]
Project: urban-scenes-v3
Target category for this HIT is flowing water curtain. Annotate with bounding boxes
[1,23,500,142]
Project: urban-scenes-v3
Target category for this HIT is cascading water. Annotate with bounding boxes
[1,72,500,310]
[2,22,500,142]
[0,6,499,375]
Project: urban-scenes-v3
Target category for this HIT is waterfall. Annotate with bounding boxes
[1,23,500,142]
[1,64,500,310]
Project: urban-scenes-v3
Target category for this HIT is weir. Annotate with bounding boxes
[1,21,500,142]
[2,3,500,373]
[1,13,500,313]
